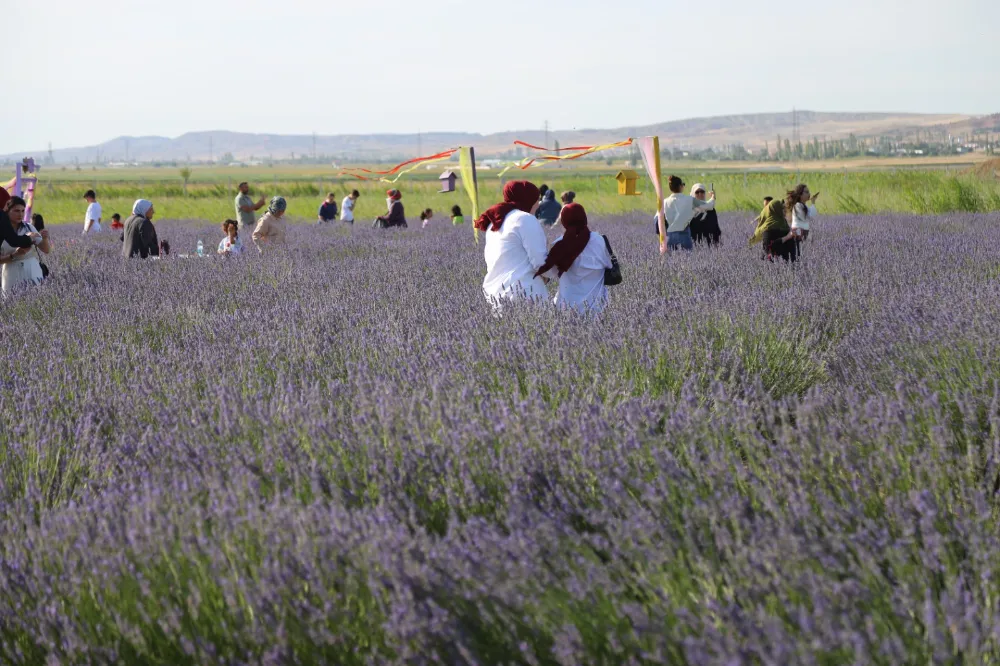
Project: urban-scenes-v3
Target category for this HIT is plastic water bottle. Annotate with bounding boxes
[196,240,204,257]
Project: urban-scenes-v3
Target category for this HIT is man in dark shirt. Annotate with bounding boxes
[535,189,561,226]
[317,193,338,224]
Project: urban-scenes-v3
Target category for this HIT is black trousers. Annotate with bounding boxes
[763,231,797,262]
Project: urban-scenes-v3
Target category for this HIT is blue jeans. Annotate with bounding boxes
[667,229,693,250]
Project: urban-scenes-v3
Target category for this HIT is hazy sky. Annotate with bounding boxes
[4,0,998,152]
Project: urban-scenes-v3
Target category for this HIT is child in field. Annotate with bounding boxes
[451,205,464,225]
[341,190,359,224]
[218,219,245,255]
[110,213,123,231]
[420,208,434,229]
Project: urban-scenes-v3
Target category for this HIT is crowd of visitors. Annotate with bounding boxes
[0,171,821,303]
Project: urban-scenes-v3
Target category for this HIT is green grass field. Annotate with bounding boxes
[15,163,1000,225]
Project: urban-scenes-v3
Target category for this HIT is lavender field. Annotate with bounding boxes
[3,211,1000,664]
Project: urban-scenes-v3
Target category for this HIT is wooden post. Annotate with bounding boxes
[743,170,747,188]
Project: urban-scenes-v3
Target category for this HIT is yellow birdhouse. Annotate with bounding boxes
[615,169,640,196]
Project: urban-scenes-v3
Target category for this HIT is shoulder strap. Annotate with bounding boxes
[602,234,613,253]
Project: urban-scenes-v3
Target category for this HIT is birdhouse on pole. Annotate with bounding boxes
[615,169,640,196]
[438,170,458,193]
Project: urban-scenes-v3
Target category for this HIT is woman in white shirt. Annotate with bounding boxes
[536,203,613,313]
[476,181,549,309]
[658,175,715,253]
[788,183,818,242]
[0,196,49,295]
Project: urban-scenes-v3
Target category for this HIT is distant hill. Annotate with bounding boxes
[5,111,981,164]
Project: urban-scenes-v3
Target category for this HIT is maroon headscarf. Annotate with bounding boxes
[386,189,401,201]
[475,180,539,232]
[0,187,9,211]
[535,203,591,277]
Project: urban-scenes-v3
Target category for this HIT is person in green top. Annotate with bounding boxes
[749,197,798,262]
[234,182,266,235]
[451,205,465,225]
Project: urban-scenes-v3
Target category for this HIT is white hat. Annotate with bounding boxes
[690,183,707,196]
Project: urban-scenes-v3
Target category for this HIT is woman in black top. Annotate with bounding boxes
[0,190,36,250]
[374,189,407,229]
[688,183,721,246]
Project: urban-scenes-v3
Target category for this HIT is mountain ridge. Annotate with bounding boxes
[5,111,983,164]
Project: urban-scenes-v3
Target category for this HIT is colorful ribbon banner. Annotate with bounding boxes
[458,147,480,243]
[339,149,458,183]
[497,139,634,178]
[635,137,664,246]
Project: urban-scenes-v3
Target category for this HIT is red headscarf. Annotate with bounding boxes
[535,203,591,277]
[386,189,401,201]
[475,180,539,232]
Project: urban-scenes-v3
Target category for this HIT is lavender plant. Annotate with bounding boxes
[2,211,1000,664]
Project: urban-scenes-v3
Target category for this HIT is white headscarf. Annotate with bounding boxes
[690,184,707,221]
[132,199,153,217]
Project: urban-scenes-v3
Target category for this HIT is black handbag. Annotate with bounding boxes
[30,234,49,279]
[602,234,622,286]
